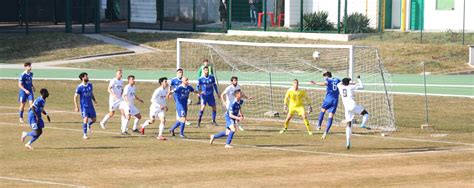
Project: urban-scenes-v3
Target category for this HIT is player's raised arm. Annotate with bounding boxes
[221,85,229,104]
[354,76,364,90]
[284,89,290,111]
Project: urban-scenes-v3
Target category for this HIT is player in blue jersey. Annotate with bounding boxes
[74,72,98,139]
[310,71,341,140]
[197,66,219,127]
[209,89,244,149]
[169,68,193,126]
[21,88,50,149]
[167,76,199,138]
[18,62,35,123]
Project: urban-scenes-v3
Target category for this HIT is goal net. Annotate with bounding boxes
[177,38,395,131]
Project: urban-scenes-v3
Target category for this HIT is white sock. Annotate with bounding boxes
[361,114,369,127]
[121,117,129,133]
[158,123,165,137]
[101,114,111,124]
[141,120,151,129]
[133,118,140,130]
[345,126,351,145]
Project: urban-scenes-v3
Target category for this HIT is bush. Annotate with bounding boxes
[346,13,374,33]
[303,11,334,31]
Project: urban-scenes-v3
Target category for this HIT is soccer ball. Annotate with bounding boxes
[312,51,320,60]
[187,99,192,105]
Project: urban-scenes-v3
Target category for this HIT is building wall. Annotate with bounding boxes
[131,0,156,23]
[422,0,473,32]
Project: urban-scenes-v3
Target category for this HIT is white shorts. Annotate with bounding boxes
[109,99,122,111]
[150,105,165,119]
[120,102,140,116]
[344,103,364,122]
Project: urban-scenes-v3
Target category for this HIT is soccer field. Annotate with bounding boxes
[1,79,473,187]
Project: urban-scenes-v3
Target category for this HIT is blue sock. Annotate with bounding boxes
[212,110,217,122]
[198,110,203,124]
[82,123,87,134]
[214,131,226,139]
[226,131,235,145]
[317,112,325,128]
[88,121,94,127]
[325,117,333,133]
[179,122,186,136]
[170,121,180,132]
[19,110,24,118]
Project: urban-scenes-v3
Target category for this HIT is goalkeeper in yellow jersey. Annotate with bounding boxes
[280,79,313,135]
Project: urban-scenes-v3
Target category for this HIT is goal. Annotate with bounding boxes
[176,38,395,131]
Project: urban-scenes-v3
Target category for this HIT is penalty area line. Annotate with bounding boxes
[0,176,85,187]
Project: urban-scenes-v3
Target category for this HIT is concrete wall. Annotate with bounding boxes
[285,0,379,28]
[423,0,473,32]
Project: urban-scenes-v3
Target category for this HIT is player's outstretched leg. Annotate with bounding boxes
[210,131,226,145]
[345,122,352,150]
[100,111,114,130]
[169,121,180,137]
[140,119,152,135]
[302,113,312,135]
[280,113,292,134]
[322,113,335,140]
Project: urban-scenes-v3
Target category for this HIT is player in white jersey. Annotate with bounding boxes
[119,75,144,135]
[337,76,370,150]
[220,76,251,131]
[100,69,123,129]
[140,77,169,140]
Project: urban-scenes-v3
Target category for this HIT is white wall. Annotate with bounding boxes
[422,0,473,32]
[285,0,379,28]
[131,0,157,23]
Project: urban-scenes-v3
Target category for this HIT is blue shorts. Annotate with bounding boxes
[81,106,96,118]
[225,114,235,129]
[18,91,34,103]
[176,103,188,117]
[28,113,44,130]
[321,98,338,113]
[200,95,216,106]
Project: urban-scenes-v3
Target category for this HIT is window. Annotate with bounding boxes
[437,0,454,10]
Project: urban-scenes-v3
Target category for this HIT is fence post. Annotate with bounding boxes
[264,0,267,31]
[337,0,341,33]
[81,0,85,33]
[343,0,347,34]
[227,0,232,30]
[127,0,131,29]
[25,0,29,34]
[192,0,196,31]
[65,0,72,33]
[95,0,100,33]
[300,0,303,32]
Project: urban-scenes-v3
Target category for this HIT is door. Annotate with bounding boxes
[385,0,392,29]
[410,0,423,30]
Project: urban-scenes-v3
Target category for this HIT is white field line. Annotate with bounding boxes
[0,176,85,187]
[2,119,473,158]
[2,106,473,147]
[1,77,471,98]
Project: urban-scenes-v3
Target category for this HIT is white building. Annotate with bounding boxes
[284,0,473,32]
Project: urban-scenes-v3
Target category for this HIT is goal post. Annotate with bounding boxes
[176,38,395,131]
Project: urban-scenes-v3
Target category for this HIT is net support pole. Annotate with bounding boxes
[348,45,354,78]
[176,39,181,69]
[377,50,395,130]
[268,58,274,113]
[421,61,433,130]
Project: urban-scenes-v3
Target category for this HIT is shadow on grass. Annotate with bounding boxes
[254,144,315,148]
[368,146,449,153]
[43,146,127,150]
